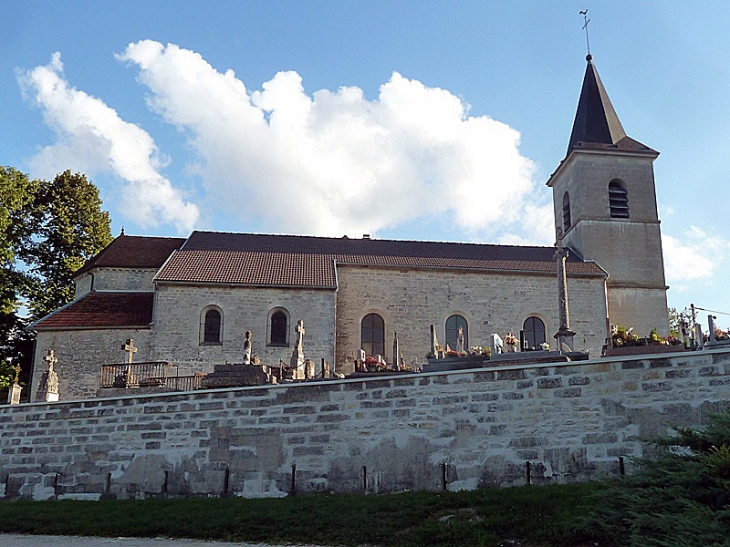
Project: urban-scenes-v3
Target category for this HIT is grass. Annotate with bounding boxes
[0,481,608,546]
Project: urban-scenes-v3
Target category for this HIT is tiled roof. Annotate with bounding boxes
[74,234,186,277]
[154,231,606,288]
[32,292,154,330]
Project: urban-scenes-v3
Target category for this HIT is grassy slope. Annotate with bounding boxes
[0,482,606,547]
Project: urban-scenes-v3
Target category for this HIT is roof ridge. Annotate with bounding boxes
[189,230,554,251]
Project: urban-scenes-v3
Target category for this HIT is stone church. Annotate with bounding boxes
[29,55,669,401]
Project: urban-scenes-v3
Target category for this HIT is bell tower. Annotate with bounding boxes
[547,55,669,336]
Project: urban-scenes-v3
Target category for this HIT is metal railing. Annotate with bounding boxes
[100,362,206,392]
[100,362,175,389]
[165,372,205,391]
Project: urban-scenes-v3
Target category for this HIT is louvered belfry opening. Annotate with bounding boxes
[608,180,629,218]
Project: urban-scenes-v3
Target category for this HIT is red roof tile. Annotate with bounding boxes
[74,235,185,277]
[33,292,154,330]
[154,231,606,288]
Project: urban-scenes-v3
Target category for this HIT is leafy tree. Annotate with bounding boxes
[668,306,692,339]
[582,410,730,546]
[0,168,112,392]
[0,167,38,392]
[22,170,113,320]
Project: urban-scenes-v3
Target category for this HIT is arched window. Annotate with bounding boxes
[562,192,571,232]
[445,314,468,350]
[609,179,629,218]
[522,316,546,350]
[361,313,385,357]
[269,309,289,346]
[202,308,222,344]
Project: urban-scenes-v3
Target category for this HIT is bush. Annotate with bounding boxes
[580,411,730,546]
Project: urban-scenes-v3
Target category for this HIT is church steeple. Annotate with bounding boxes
[548,53,669,339]
[566,55,655,157]
[568,54,625,151]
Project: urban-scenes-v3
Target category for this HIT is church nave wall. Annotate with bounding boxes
[150,284,337,375]
[334,266,608,366]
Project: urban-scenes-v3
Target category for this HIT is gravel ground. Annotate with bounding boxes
[0,535,328,547]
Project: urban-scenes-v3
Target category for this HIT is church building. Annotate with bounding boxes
[29,55,669,401]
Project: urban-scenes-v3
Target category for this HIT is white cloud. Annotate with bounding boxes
[17,52,199,233]
[115,40,543,239]
[662,226,729,286]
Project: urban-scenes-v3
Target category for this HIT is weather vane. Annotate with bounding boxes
[580,10,591,57]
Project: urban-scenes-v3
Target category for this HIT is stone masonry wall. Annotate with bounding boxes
[335,266,608,366]
[6,348,730,500]
[31,329,153,402]
[150,284,337,375]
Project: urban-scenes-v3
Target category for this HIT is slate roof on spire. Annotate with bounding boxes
[566,55,657,157]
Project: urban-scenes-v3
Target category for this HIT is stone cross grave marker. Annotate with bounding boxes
[37,349,60,402]
[290,320,306,377]
[122,338,137,364]
[121,338,138,387]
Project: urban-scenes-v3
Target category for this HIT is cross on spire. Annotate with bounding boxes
[580,9,591,58]
[121,338,137,364]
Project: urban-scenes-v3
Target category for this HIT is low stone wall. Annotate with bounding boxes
[2,348,729,500]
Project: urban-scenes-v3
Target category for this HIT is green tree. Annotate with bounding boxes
[23,170,113,320]
[0,167,38,392]
[0,168,112,392]
[583,410,730,546]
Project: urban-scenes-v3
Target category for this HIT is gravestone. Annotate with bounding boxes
[122,338,137,363]
[7,364,21,405]
[120,338,138,386]
[456,327,465,355]
[36,349,60,403]
[304,359,315,379]
[289,320,306,380]
[430,325,439,358]
[491,333,504,355]
[709,315,716,342]
[392,331,400,370]
[242,330,252,364]
[201,364,273,388]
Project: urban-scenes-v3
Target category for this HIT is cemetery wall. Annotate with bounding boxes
[6,347,730,501]
[335,266,608,366]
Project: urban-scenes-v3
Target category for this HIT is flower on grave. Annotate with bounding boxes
[540,342,550,351]
[504,332,518,347]
[714,328,729,341]
[470,346,492,357]
[667,335,683,346]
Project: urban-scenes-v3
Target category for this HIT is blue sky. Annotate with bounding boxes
[2,1,730,329]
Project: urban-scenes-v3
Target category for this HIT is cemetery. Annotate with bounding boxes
[3,52,729,503]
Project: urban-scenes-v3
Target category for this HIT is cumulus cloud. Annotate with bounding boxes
[662,226,730,289]
[115,40,544,239]
[17,52,199,233]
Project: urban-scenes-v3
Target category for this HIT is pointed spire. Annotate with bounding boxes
[567,55,627,153]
